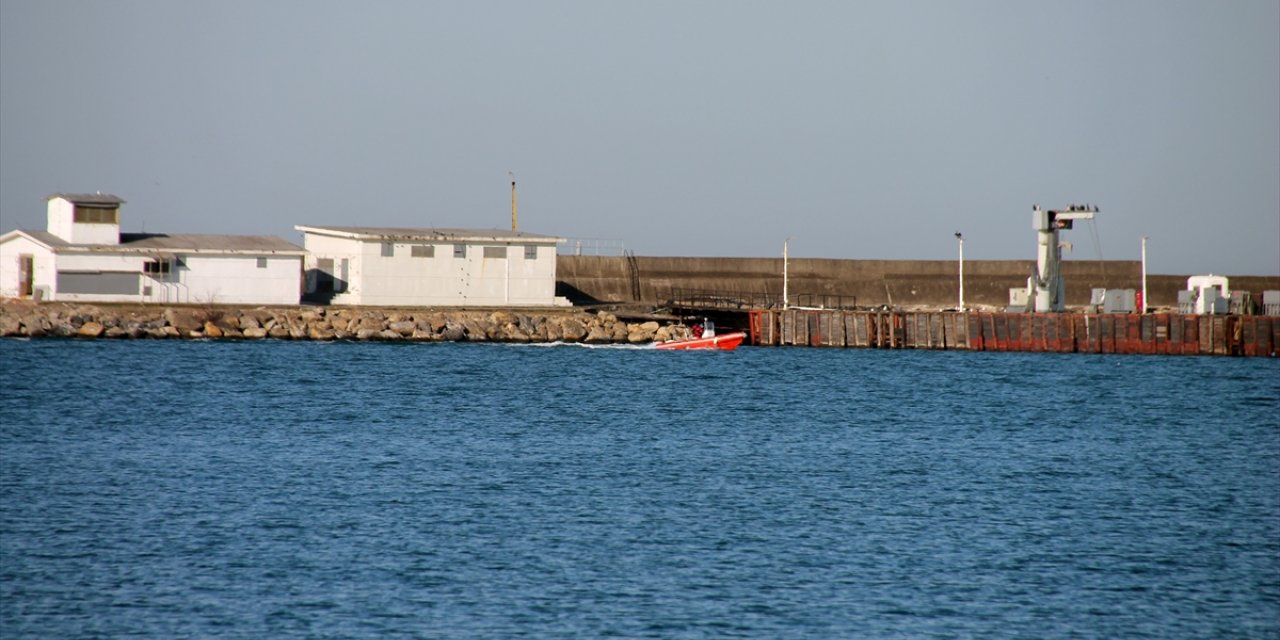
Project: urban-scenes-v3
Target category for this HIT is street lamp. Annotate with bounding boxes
[782,237,791,310]
[955,232,964,312]
[1141,236,1148,314]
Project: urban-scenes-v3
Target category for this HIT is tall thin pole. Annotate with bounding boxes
[509,171,517,231]
[783,237,790,310]
[956,232,964,312]
[1141,236,1148,314]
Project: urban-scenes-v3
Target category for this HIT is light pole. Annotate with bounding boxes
[1141,236,1148,314]
[782,237,791,310]
[508,172,517,231]
[955,232,964,312]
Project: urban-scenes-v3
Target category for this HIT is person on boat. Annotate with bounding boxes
[691,323,704,338]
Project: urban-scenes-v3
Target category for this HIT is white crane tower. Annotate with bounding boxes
[1027,203,1096,312]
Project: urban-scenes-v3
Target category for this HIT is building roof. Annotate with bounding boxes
[118,233,304,253]
[2,229,304,255]
[295,225,562,243]
[46,193,126,205]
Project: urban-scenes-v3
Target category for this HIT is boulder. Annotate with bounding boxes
[164,308,204,333]
[104,327,128,339]
[439,322,466,341]
[559,318,587,342]
[357,316,386,332]
[203,322,224,338]
[243,327,268,339]
[77,322,105,338]
[388,320,416,336]
[0,313,20,336]
[309,326,335,341]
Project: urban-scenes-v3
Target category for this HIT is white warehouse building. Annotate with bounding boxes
[295,225,565,307]
[0,194,305,305]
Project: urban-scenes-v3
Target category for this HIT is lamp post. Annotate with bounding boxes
[782,237,791,310]
[1141,236,1148,314]
[955,232,964,312]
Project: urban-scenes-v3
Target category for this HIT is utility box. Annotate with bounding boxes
[1008,288,1029,312]
[1196,287,1229,315]
[1264,290,1280,316]
[1091,288,1135,313]
[1178,290,1195,314]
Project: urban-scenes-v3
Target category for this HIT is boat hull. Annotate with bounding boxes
[654,331,747,351]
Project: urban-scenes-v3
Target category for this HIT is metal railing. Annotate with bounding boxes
[556,238,626,256]
[666,288,860,311]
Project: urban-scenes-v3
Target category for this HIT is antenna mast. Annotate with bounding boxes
[509,171,517,231]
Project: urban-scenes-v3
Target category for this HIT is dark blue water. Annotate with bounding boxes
[1,339,1277,639]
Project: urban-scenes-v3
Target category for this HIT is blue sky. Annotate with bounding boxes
[2,1,1277,275]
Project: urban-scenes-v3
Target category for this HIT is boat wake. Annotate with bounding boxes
[509,341,655,350]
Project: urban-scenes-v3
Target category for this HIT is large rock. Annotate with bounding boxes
[243,327,268,339]
[309,326,335,340]
[388,320,416,336]
[76,322,105,337]
[0,313,20,336]
[164,308,204,332]
[439,322,466,341]
[559,318,587,342]
[203,322,224,338]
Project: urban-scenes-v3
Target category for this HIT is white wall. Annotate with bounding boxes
[171,254,302,305]
[46,198,120,245]
[301,232,559,306]
[1,243,302,304]
[0,236,55,298]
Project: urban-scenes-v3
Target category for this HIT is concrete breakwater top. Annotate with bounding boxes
[0,300,682,344]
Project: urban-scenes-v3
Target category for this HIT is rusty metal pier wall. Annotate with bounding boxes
[749,310,1278,357]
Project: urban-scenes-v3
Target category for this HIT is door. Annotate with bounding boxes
[17,255,33,297]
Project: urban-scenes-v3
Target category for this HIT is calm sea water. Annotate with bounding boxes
[1,339,1277,639]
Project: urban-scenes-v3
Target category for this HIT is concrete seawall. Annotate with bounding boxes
[0,300,683,344]
[558,256,1280,310]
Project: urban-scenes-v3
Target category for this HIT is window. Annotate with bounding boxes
[381,242,394,257]
[143,260,171,275]
[484,246,507,259]
[453,244,466,258]
[411,245,434,258]
[257,257,268,269]
[73,206,119,224]
[524,245,538,260]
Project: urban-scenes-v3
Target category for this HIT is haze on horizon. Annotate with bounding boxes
[2,1,1277,276]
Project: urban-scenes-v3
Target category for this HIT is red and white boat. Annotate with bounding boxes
[654,320,747,351]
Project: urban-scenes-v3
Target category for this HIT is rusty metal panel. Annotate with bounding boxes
[849,313,868,347]
[1198,316,1212,354]
[964,314,979,350]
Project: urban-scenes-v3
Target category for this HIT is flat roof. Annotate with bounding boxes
[295,225,562,243]
[6,229,304,254]
[46,193,126,205]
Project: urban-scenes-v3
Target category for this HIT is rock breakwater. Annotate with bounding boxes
[0,301,684,344]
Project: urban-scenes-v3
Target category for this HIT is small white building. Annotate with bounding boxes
[295,225,564,306]
[0,194,305,305]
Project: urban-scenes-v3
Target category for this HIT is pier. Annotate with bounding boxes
[747,309,1276,357]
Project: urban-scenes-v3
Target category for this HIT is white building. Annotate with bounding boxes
[0,194,305,305]
[295,225,564,306]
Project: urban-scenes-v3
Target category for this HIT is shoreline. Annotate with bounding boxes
[0,300,680,344]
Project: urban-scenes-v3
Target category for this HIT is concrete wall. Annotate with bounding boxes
[0,235,54,298]
[557,256,1280,311]
[303,232,559,307]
